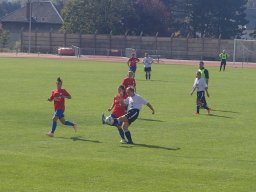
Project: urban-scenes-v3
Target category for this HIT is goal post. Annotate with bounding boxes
[233,39,256,66]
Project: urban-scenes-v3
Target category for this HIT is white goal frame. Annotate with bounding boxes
[233,39,256,67]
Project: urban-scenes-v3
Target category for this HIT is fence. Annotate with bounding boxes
[20,32,255,62]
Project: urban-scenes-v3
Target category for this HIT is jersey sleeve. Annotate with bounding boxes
[139,96,148,105]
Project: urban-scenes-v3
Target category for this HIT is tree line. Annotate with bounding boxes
[0,0,250,39]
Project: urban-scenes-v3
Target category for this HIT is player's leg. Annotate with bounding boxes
[119,109,139,144]
[60,116,77,132]
[223,61,226,71]
[118,116,133,144]
[47,110,62,137]
[148,67,151,80]
[144,68,148,80]
[220,61,223,71]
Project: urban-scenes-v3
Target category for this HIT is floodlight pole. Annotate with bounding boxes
[28,1,32,54]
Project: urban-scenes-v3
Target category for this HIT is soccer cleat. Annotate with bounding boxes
[207,108,211,115]
[195,112,199,115]
[73,124,78,132]
[46,132,54,137]
[127,140,134,144]
[120,139,127,144]
[101,113,105,124]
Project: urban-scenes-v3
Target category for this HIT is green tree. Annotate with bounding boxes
[0,27,9,48]
[189,0,248,39]
[61,0,171,35]
[61,0,135,34]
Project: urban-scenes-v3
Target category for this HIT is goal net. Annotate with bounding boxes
[233,39,256,64]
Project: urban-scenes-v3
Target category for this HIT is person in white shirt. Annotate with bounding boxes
[102,87,155,144]
[190,71,211,115]
[143,52,154,80]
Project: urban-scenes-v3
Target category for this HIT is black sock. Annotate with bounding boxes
[149,74,151,79]
[197,106,200,113]
[125,131,132,142]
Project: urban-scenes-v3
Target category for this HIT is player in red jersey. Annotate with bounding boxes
[127,53,140,77]
[122,71,136,92]
[47,77,77,137]
[103,85,127,143]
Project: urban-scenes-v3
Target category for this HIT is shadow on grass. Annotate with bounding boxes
[138,118,164,122]
[120,143,180,151]
[56,136,101,143]
[204,114,233,119]
[212,109,239,114]
[137,79,170,83]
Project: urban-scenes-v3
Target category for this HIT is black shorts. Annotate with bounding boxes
[144,67,151,72]
[125,109,140,125]
[221,60,226,65]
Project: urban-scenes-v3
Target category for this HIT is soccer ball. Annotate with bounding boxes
[105,116,114,125]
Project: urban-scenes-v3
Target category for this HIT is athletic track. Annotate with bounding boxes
[1,52,256,68]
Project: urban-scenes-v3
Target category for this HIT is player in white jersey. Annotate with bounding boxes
[102,87,155,144]
[191,71,211,115]
[143,52,154,80]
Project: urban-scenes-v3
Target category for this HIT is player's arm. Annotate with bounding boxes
[108,102,114,112]
[127,59,130,66]
[205,87,210,97]
[48,92,54,102]
[190,86,196,95]
[146,103,155,114]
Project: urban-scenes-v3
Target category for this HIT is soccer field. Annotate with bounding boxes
[0,57,255,192]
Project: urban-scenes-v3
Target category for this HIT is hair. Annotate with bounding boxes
[126,86,135,93]
[118,85,125,91]
[57,77,62,83]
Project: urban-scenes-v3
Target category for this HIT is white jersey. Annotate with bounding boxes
[125,94,148,110]
[143,56,153,68]
[193,77,207,92]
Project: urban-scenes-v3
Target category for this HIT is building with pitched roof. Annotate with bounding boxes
[0,1,63,33]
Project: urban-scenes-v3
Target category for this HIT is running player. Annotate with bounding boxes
[104,85,127,144]
[122,71,136,92]
[47,77,77,137]
[127,53,140,76]
[143,52,154,80]
[102,87,155,144]
[190,71,211,115]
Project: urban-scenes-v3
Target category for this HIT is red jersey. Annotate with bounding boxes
[128,57,140,67]
[122,77,136,89]
[112,95,126,117]
[49,89,70,111]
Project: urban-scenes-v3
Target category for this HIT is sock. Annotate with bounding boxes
[125,131,132,142]
[149,73,151,79]
[51,121,57,133]
[113,118,120,126]
[118,128,125,139]
[197,106,200,113]
[65,120,74,126]
[145,73,148,80]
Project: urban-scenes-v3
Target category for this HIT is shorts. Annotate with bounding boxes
[125,109,140,125]
[54,109,64,119]
[196,91,207,107]
[129,66,137,73]
[144,67,151,72]
[221,60,226,65]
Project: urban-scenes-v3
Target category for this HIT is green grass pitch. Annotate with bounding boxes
[0,57,256,192]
